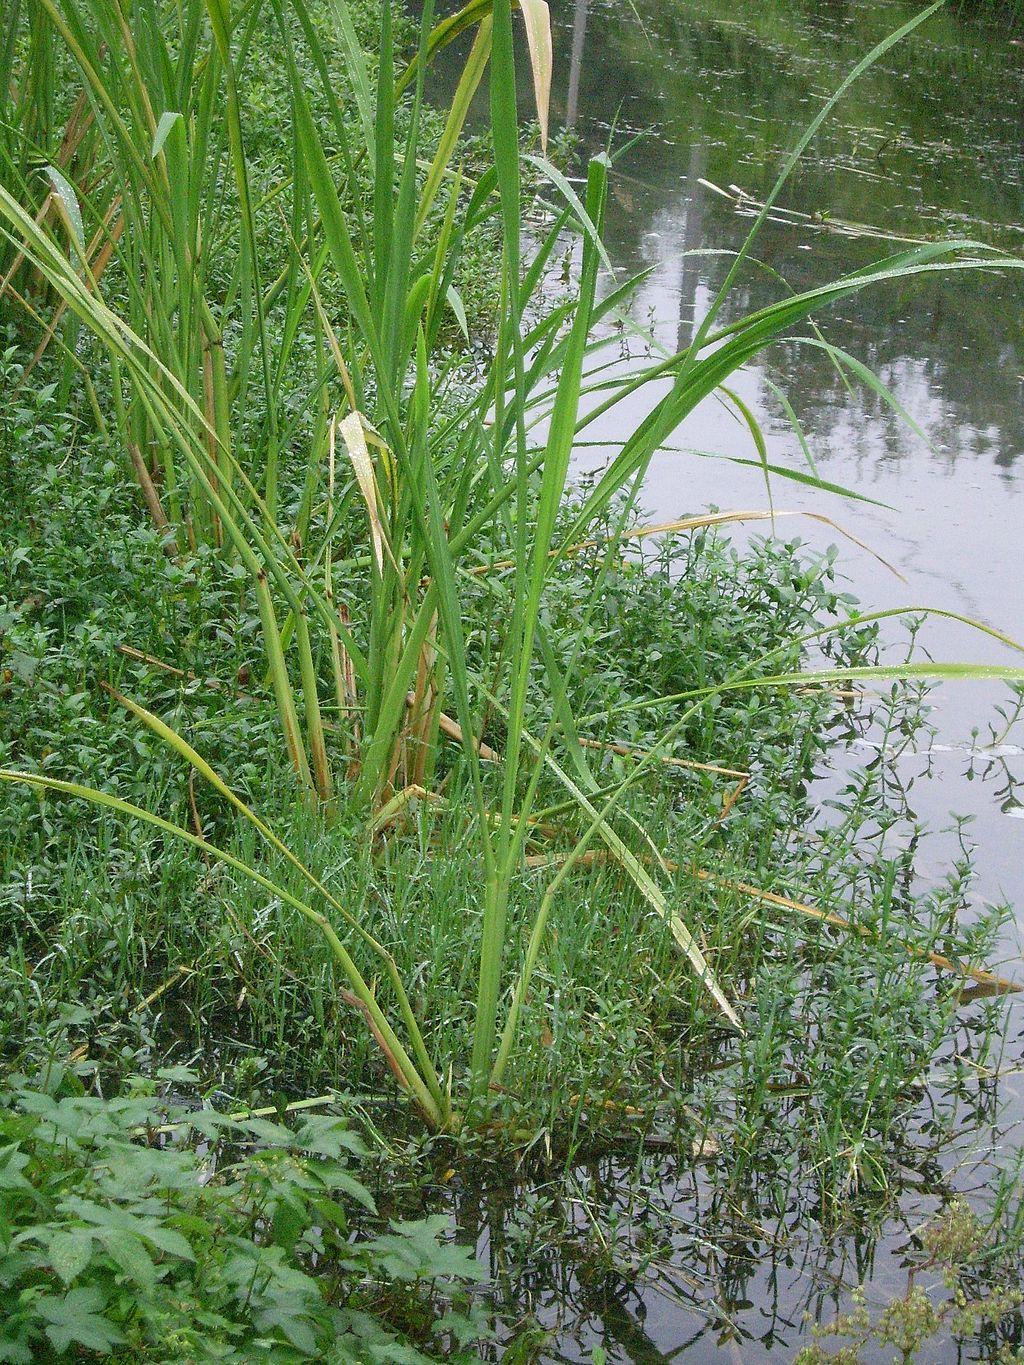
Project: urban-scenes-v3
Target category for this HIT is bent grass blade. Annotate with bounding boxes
[0,769,447,1129]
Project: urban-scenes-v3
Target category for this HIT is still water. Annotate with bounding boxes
[553,0,1024,927]
[429,2,1024,1358]
[438,3,1024,1360]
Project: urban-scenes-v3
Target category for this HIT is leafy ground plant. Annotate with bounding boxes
[10,417,983,1141]
[0,1073,489,1362]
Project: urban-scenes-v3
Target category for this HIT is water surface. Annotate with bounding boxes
[551,0,1024,928]
[428,4,1024,1358]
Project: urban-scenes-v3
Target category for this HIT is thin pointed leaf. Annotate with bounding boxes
[150,110,181,159]
[42,164,84,249]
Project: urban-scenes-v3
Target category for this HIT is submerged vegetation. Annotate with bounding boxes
[2,0,1024,1357]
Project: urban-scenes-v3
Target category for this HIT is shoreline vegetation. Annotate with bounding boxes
[2,0,1024,1358]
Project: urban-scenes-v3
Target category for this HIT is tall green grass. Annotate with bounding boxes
[2,0,1024,1130]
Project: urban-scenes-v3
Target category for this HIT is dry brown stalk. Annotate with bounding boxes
[127,442,172,540]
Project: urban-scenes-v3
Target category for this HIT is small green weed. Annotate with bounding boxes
[796,1200,1024,1364]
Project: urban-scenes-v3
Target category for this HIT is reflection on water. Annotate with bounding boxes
[566,0,587,128]
[385,1032,1024,1362]
[422,4,1024,1358]
[547,0,1024,922]
[560,0,1024,482]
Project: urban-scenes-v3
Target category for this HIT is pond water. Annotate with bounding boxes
[415,2,1024,1359]
[551,0,1024,933]
[427,1116,1016,1362]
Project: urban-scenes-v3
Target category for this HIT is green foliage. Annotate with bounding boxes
[1,0,1023,1358]
[0,338,281,835]
[0,1076,488,1362]
[4,0,1024,1139]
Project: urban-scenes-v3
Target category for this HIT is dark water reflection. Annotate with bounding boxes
[390,1079,1024,1362]
[557,0,1024,551]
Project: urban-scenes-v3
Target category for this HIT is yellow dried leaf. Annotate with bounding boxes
[519,0,552,153]
[337,411,387,573]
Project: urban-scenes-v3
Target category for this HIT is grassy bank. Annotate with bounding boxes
[3,0,1024,1358]
[4,338,1022,1357]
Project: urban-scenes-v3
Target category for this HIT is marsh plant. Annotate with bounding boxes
[795,1200,1024,1364]
[2,0,1024,1133]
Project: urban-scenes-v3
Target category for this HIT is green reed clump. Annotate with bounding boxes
[5,432,1011,1184]
[3,350,1023,1365]
[3,0,1024,1136]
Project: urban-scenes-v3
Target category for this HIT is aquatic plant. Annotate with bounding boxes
[795,1200,1024,1364]
[2,0,1024,1133]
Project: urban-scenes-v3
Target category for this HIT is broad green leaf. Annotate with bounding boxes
[46,1230,93,1286]
[361,1216,487,1283]
[60,1196,194,1261]
[36,1288,126,1354]
[97,1228,157,1291]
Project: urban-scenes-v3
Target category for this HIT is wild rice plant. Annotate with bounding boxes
[2,0,1024,1130]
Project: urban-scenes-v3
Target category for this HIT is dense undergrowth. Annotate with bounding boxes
[0,1075,492,1362]
[0,357,888,1104]
[3,336,1023,1358]
[3,0,1024,1358]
